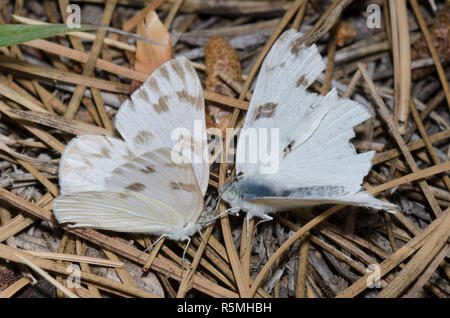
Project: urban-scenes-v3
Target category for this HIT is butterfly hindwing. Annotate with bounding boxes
[105,148,204,224]
[55,58,209,239]
[54,148,204,239]
[58,134,135,194]
[53,190,186,234]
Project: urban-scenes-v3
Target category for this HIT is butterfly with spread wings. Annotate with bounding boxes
[53,29,396,243]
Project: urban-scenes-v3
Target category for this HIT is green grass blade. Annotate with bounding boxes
[0,24,95,47]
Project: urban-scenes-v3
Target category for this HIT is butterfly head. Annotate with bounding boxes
[220,181,244,208]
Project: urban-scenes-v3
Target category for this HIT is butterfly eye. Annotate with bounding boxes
[226,189,237,201]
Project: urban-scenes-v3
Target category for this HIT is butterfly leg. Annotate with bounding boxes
[254,213,273,229]
[242,213,271,256]
[208,207,241,223]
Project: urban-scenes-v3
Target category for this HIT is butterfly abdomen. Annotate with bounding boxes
[239,180,347,200]
[281,185,347,198]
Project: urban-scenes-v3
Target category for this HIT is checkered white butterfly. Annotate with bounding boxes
[219,29,396,220]
[54,57,210,241]
[53,29,396,243]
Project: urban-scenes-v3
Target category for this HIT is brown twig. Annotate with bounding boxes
[358,63,442,218]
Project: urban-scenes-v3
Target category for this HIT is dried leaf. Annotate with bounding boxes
[131,10,173,93]
[335,21,356,47]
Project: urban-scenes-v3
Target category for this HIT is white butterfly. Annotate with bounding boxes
[53,29,396,243]
[53,57,211,241]
[220,29,397,220]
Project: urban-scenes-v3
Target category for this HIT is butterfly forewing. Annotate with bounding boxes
[237,30,329,177]
[54,190,186,233]
[231,29,397,214]
[114,57,209,195]
[54,58,209,238]
[59,134,135,194]
[54,148,204,235]
[105,148,204,224]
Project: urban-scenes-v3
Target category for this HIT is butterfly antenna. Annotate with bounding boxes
[213,194,222,213]
[205,187,239,225]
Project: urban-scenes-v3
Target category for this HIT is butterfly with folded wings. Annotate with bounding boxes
[53,29,396,242]
[220,30,396,220]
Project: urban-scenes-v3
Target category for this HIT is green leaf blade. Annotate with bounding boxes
[0,24,95,47]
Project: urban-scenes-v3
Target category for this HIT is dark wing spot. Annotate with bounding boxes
[172,61,187,83]
[176,91,197,106]
[159,67,170,81]
[291,46,300,56]
[253,102,278,121]
[155,96,170,113]
[134,86,149,103]
[100,147,111,159]
[102,135,113,147]
[265,64,276,73]
[290,40,304,56]
[195,95,203,110]
[283,140,295,155]
[124,148,135,161]
[170,182,197,192]
[134,130,153,145]
[140,165,155,174]
[125,182,147,192]
[265,61,286,73]
[296,75,308,87]
[147,77,160,92]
